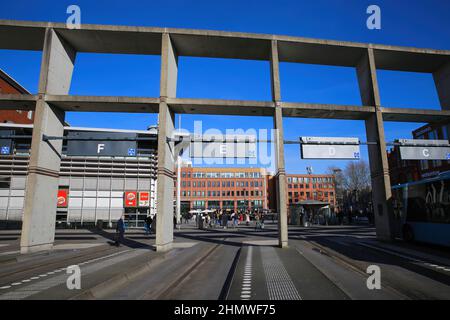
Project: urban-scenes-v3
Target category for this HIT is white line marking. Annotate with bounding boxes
[240,246,253,300]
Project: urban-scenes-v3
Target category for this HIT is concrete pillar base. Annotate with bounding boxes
[20,243,53,254]
[278,240,289,249]
[154,242,173,252]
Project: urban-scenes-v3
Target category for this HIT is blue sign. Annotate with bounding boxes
[128,148,136,156]
[447,153,450,160]
[1,146,10,155]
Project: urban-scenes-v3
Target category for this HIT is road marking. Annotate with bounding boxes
[0,249,133,292]
[0,249,139,299]
[260,246,301,300]
[240,246,253,300]
[359,242,450,273]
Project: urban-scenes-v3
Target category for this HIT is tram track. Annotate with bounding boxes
[0,244,123,286]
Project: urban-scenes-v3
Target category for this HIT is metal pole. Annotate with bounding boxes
[176,114,182,225]
[176,155,181,225]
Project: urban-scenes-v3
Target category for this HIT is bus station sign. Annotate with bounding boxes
[300,137,361,160]
[66,131,138,157]
[398,139,450,160]
[190,134,257,158]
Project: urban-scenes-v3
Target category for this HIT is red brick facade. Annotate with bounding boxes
[0,69,34,124]
[179,167,268,212]
[285,174,336,207]
[178,166,337,213]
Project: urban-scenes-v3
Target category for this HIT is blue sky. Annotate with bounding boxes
[0,0,448,174]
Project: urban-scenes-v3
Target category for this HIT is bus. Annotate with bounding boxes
[392,171,450,247]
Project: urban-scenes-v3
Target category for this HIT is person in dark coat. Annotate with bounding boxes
[115,215,126,247]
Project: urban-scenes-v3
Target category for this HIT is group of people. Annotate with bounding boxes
[183,209,267,230]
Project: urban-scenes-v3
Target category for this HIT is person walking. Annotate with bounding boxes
[255,214,261,231]
[115,215,126,247]
[222,211,228,229]
[144,215,153,235]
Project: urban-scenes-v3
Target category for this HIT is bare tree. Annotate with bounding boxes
[342,161,371,192]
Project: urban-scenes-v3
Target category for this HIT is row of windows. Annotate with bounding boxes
[183,190,264,197]
[289,191,334,198]
[192,200,264,207]
[287,177,333,184]
[183,171,262,179]
[288,183,334,189]
[182,180,263,188]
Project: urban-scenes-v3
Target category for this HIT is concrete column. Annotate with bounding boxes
[433,62,450,137]
[356,48,394,241]
[270,40,288,248]
[155,33,177,252]
[21,29,76,253]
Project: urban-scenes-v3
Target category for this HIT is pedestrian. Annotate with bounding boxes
[144,215,153,235]
[222,211,228,229]
[255,214,261,231]
[115,214,126,246]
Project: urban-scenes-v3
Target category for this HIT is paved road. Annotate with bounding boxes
[0,223,449,300]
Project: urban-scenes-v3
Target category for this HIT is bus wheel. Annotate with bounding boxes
[402,224,414,242]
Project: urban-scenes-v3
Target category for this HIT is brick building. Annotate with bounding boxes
[179,165,268,212]
[0,69,33,124]
[178,163,336,213]
[388,122,450,185]
[286,174,336,207]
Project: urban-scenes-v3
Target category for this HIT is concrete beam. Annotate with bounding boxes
[0,94,37,110]
[357,48,395,241]
[282,103,375,120]
[45,95,159,113]
[155,34,177,252]
[381,107,450,123]
[20,28,76,254]
[166,98,274,116]
[0,20,449,70]
[270,40,288,249]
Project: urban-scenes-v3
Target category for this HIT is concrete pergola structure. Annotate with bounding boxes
[0,20,449,253]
